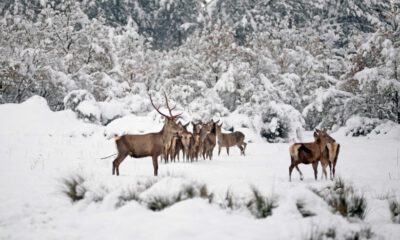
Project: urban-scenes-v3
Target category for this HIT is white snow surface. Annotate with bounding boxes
[1,96,400,240]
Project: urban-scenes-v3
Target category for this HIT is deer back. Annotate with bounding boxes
[116,132,164,158]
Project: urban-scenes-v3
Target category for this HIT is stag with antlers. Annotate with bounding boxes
[112,93,183,176]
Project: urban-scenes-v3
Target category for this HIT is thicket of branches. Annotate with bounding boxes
[1,0,399,141]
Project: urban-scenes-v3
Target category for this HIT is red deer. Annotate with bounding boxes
[168,122,189,162]
[112,93,183,176]
[203,120,219,160]
[321,142,341,180]
[198,121,213,159]
[288,129,335,181]
[190,122,203,160]
[192,122,202,134]
[190,132,201,161]
[215,123,247,156]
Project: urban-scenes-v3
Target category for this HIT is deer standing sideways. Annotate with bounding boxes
[112,93,183,176]
[288,129,335,181]
[215,123,247,156]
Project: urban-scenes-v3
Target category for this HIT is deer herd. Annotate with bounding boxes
[111,94,340,182]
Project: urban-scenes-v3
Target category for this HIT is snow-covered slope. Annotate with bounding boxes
[1,97,400,239]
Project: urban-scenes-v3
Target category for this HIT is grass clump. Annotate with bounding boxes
[345,226,374,240]
[146,183,214,211]
[61,174,86,202]
[314,178,367,220]
[246,186,277,219]
[296,199,316,217]
[116,188,141,208]
[303,226,336,240]
[147,195,179,211]
[389,199,400,223]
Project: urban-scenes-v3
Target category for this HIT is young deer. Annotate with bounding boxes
[199,121,213,159]
[203,120,219,160]
[112,93,183,176]
[215,123,247,156]
[321,142,341,180]
[288,129,335,181]
[180,131,193,162]
[190,121,203,161]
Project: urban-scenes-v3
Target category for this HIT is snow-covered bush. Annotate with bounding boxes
[63,90,96,112]
[256,101,304,143]
[303,88,351,130]
[344,116,382,137]
[389,199,400,223]
[315,178,368,220]
[76,100,101,123]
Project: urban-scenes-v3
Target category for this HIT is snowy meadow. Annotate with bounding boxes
[1,96,400,240]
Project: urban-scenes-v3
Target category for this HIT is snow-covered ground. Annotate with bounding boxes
[1,97,400,240]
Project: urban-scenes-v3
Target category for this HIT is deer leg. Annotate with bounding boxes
[218,145,221,156]
[113,152,128,176]
[321,162,328,180]
[289,163,295,182]
[295,165,304,180]
[236,144,242,156]
[312,161,318,181]
[227,147,230,156]
[242,142,247,155]
[329,162,333,180]
[152,155,159,176]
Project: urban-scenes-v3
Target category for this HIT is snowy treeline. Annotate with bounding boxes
[0,0,399,142]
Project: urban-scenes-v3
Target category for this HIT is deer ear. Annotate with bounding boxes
[313,131,318,138]
[184,122,189,128]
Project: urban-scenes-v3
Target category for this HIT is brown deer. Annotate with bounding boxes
[288,129,335,181]
[191,132,201,161]
[112,93,183,176]
[180,131,193,162]
[320,142,341,180]
[203,120,218,160]
[215,123,247,156]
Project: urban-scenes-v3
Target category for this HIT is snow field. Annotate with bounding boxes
[1,96,400,240]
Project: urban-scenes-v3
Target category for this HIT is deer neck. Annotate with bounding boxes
[160,124,174,143]
[316,138,328,153]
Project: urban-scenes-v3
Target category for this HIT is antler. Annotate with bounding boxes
[149,93,182,120]
[149,94,170,119]
[163,91,182,119]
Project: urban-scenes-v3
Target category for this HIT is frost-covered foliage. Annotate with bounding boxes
[343,116,383,137]
[256,101,304,143]
[1,0,399,139]
[64,90,96,112]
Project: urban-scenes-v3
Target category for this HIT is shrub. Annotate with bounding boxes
[314,178,367,220]
[344,116,381,137]
[389,199,400,223]
[345,226,374,240]
[61,174,86,202]
[296,200,316,217]
[63,90,95,111]
[246,186,277,219]
[258,101,304,143]
[303,226,336,240]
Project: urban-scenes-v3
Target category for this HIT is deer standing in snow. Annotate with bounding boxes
[320,142,341,180]
[288,129,335,181]
[112,93,183,176]
[215,123,247,156]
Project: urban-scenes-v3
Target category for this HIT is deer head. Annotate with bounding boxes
[149,92,183,136]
